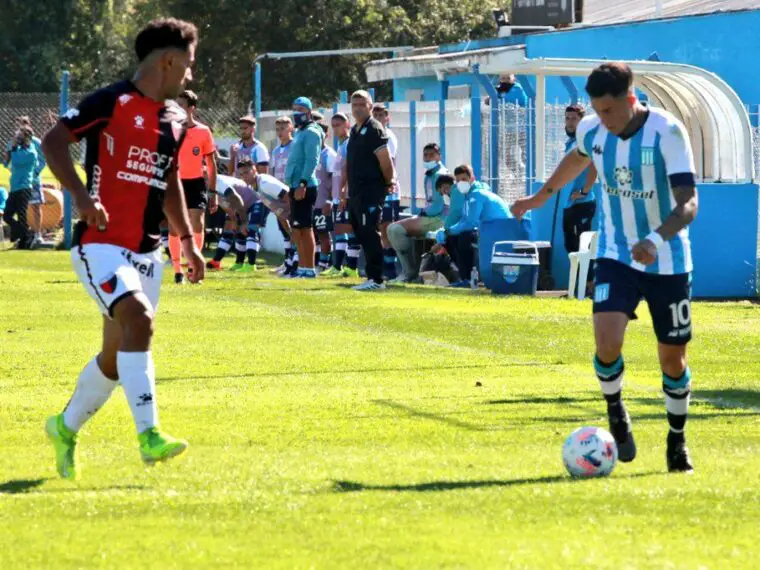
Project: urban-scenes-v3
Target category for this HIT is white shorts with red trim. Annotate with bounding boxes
[71,244,163,318]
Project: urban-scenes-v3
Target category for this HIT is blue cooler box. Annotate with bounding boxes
[490,241,540,295]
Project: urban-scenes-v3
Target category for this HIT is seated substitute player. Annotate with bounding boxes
[511,62,698,473]
[387,143,449,282]
[313,121,337,271]
[433,165,510,285]
[41,18,204,479]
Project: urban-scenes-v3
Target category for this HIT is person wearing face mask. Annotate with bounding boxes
[562,104,598,255]
[386,142,449,283]
[495,74,527,107]
[434,164,511,283]
[284,96,324,278]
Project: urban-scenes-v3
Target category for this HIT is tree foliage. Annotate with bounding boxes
[0,0,508,107]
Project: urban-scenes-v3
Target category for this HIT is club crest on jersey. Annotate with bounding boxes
[592,145,603,155]
[99,273,119,294]
[614,166,633,187]
[192,146,201,156]
[134,115,145,129]
[641,147,655,166]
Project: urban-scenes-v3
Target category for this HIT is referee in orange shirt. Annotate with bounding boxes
[172,89,218,283]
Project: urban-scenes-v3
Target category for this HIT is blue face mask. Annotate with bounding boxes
[293,112,308,127]
[423,160,437,171]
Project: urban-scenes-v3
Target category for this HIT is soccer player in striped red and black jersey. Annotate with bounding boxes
[41,18,203,479]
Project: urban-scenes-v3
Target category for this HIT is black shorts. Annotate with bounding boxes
[593,259,692,345]
[248,202,269,229]
[313,208,334,233]
[182,177,208,210]
[382,200,401,223]
[289,187,317,229]
[333,207,350,226]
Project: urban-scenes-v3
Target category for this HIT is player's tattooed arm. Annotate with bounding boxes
[656,185,698,240]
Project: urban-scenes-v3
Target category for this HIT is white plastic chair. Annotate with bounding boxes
[568,231,598,300]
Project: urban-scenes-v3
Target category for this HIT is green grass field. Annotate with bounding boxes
[1,250,759,569]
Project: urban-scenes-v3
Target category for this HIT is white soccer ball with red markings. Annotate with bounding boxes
[562,426,618,478]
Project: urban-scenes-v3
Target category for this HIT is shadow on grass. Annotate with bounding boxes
[0,478,48,494]
[333,471,664,493]
[42,485,148,494]
[510,411,760,425]
[0,479,148,495]
[373,399,487,432]
[159,362,541,383]
[487,396,665,407]
[332,282,488,297]
[696,389,760,409]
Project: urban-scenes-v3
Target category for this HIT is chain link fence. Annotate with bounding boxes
[481,100,573,203]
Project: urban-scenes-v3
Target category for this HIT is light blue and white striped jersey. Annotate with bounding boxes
[576,107,696,275]
[270,140,292,183]
[232,138,270,176]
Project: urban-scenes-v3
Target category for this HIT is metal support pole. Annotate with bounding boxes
[410,100,418,214]
[471,88,482,179]
[535,74,546,182]
[472,64,499,185]
[438,79,449,164]
[254,62,262,121]
[59,70,72,249]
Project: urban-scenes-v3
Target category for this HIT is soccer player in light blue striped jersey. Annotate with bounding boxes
[512,62,698,473]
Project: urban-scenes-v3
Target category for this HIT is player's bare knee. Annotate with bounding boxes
[114,297,155,346]
[596,337,623,362]
[124,312,154,346]
[659,345,687,377]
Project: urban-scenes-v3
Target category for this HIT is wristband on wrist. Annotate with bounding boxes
[646,231,665,249]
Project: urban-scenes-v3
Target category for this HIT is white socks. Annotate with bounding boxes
[117,351,158,434]
[63,357,118,432]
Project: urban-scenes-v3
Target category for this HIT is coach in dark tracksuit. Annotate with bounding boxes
[344,90,396,291]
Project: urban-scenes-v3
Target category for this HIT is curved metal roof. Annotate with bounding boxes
[367,51,754,182]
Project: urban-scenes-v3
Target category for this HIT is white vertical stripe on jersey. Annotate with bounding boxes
[641,127,673,273]
[596,129,618,262]
[614,137,646,272]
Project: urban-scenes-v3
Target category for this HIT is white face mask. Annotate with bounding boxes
[457,181,472,194]
[423,160,437,171]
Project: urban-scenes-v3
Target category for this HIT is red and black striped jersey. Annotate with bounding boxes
[61,80,186,253]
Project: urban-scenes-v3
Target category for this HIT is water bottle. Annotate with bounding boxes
[470,267,479,290]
